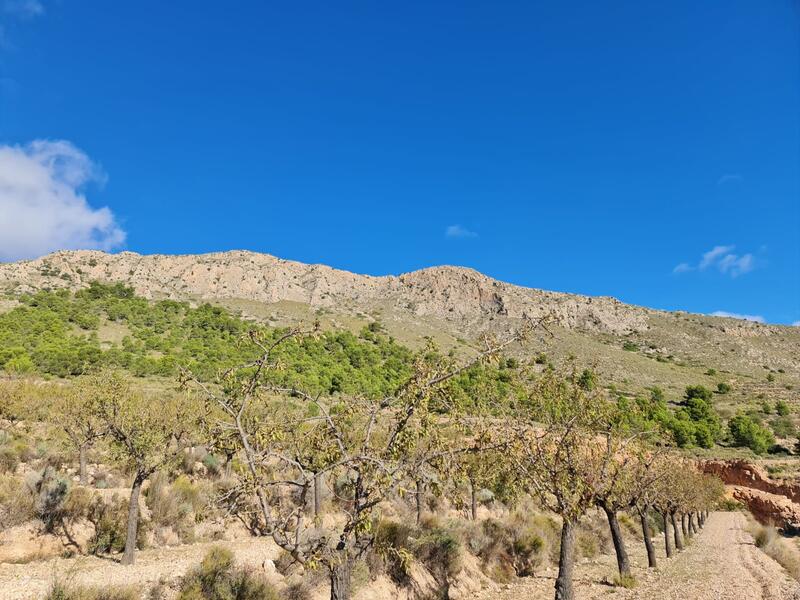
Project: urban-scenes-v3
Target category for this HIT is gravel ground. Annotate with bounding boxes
[0,537,282,600]
[479,511,800,600]
[1,512,798,600]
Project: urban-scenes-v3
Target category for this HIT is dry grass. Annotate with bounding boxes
[44,579,140,600]
[746,517,800,581]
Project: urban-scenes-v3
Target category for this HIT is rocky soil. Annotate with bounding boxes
[1,512,793,600]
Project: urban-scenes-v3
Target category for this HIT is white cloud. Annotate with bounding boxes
[699,245,735,270]
[445,224,477,239]
[672,262,693,274]
[0,139,125,262]
[711,311,765,323]
[717,174,743,185]
[793,321,800,327]
[3,0,43,19]
[674,244,758,278]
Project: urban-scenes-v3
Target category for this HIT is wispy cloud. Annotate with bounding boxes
[711,311,765,323]
[717,173,743,186]
[0,139,125,261]
[3,0,44,19]
[445,224,477,239]
[793,321,800,327]
[674,244,758,278]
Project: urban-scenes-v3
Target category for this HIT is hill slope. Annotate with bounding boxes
[0,250,797,408]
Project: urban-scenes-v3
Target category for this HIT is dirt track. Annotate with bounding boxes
[481,511,800,600]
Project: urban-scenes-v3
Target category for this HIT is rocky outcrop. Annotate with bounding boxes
[0,250,650,334]
[701,460,800,505]
[731,487,800,534]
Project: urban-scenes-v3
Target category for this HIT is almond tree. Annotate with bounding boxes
[92,371,199,565]
[632,452,674,569]
[48,376,107,485]
[591,440,656,583]
[513,371,618,600]
[188,325,530,600]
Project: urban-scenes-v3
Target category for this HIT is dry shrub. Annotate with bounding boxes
[177,546,280,600]
[145,472,202,544]
[746,518,800,581]
[0,473,35,527]
[44,579,140,600]
[30,467,69,533]
[284,581,313,600]
[414,516,463,584]
[576,512,611,559]
[86,494,147,555]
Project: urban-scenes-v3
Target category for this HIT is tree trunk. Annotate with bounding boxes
[314,472,323,517]
[640,510,657,569]
[121,473,144,565]
[681,513,688,537]
[416,479,424,525]
[470,479,478,521]
[79,445,88,486]
[663,512,674,558]
[224,453,233,479]
[671,512,683,551]
[330,555,352,600]
[689,513,696,534]
[555,519,576,600]
[603,505,631,578]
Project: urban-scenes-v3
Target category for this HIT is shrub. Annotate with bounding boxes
[145,472,199,544]
[717,382,731,394]
[30,467,69,534]
[0,445,20,473]
[770,417,796,439]
[86,494,146,555]
[622,341,637,352]
[729,414,775,455]
[746,519,800,581]
[44,580,139,600]
[776,401,791,416]
[577,369,597,391]
[177,546,280,600]
[0,473,35,527]
[415,524,463,584]
[685,385,713,402]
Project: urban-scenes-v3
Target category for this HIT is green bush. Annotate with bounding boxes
[729,414,775,455]
[177,546,279,600]
[776,401,791,416]
[770,417,796,439]
[577,369,597,391]
[717,382,731,394]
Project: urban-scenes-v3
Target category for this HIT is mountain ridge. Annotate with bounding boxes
[1,249,797,406]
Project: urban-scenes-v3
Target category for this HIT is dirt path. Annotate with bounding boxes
[479,512,800,600]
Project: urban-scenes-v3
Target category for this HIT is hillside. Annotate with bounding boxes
[0,250,798,412]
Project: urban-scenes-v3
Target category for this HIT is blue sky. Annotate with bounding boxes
[0,1,798,324]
